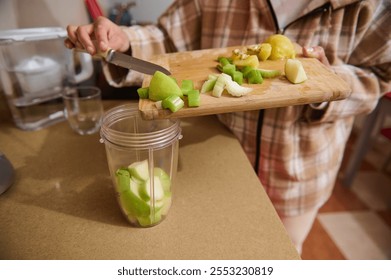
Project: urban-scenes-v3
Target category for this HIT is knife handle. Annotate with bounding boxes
[74,48,111,60]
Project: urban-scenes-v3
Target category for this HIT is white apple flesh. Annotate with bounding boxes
[285,59,308,84]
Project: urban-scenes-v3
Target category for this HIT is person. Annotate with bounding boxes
[65,0,391,254]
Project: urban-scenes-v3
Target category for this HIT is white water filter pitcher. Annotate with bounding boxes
[0,27,93,130]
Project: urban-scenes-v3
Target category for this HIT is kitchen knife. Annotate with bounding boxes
[79,48,171,76]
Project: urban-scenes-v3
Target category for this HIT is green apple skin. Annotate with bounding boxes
[128,160,149,181]
[119,189,150,217]
[115,168,131,193]
[137,209,163,227]
[115,161,174,226]
[139,175,165,202]
[148,71,183,101]
[153,167,171,193]
[160,192,172,216]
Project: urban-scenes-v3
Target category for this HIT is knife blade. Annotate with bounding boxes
[76,48,171,76]
[104,49,171,76]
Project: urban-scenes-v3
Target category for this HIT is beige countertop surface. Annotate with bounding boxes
[0,100,300,260]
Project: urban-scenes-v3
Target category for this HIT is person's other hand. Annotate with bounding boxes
[64,16,129,55]
[302,46,330,67]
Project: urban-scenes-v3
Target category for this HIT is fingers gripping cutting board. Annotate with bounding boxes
[139,47,351,120]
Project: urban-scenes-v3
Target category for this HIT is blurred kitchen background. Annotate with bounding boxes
[0,0,174,101]
[0,0,175,29]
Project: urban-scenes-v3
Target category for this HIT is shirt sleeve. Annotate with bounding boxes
[304,1,391,123]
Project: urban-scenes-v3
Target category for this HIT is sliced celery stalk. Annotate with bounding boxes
[200,76,217,93]
[181,79,194,96]
[187,89,200,107]
[225,79,253,97]
[212,73,231,97]
[241,66,255,78]
[233,71,243,85]
[248,69,264,84]
[137,87,149,99]
[222,64,236,78]
[218,57,232,66]
[216,64,223,72]
[162,95,185,112]
[258,68,282,78]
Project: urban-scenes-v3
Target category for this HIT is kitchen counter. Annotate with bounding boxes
[0,100,300,260]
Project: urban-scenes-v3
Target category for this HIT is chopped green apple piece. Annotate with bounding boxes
[162,95,184,112]
[154,167,171,193]
[285,59,308,84]
[137,87,149,99]
[258,69,282,78]
[115,160,174,226]
[187,89,200,107]
[160,192,172,216]
[137,209,162,227]
[139,175,165,202]
[115,168,131,193]
[148,71,183,101]
[128,159,149,181]
[119,178,150,217]
[181,79,194,96]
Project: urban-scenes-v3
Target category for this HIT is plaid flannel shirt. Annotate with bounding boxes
[104,0,391,216]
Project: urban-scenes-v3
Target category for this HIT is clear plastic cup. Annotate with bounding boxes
[62,86,103,135]
[100,104,182,227]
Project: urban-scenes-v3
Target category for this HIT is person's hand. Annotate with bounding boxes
[302,46,330,67]
[64,16,130,55]
[302,46,331,114]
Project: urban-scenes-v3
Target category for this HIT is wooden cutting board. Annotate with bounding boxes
[139,46,351,120]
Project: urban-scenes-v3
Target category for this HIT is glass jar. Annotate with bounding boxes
[100,103,182,227]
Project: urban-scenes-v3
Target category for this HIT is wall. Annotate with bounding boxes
[99,0,174,24]
[0,0,90,30]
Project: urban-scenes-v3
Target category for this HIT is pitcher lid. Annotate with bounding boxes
[0,27,67,44]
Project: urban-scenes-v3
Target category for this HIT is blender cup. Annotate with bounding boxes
[100,104,182,227]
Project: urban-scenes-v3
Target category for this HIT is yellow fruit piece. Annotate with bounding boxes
[233,55,259,69]
[258,43,272,61]
[231,48,247,60]
[264,34,296,60]
[284,59,307,84]
[246,44,261,56]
